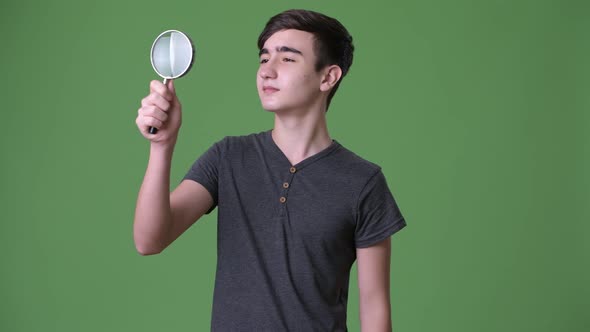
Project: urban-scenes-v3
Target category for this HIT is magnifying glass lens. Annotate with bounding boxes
[152,36,173,77]
[152,32,193,78]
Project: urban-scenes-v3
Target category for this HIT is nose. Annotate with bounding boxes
[258,58,277,79]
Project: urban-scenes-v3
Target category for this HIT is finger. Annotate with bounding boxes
[139,106,169,122]
[136,116,156,136]
[150,80,173,101]
[142,92,171,111]
[142,117,164,131]
[167,79,176,94]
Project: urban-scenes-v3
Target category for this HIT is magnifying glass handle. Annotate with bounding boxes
[148,78,169,135]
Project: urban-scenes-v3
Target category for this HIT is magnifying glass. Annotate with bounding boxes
[149,29,195,134]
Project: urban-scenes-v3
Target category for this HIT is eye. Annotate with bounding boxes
[283,58,295,62]
[259,58,269,64]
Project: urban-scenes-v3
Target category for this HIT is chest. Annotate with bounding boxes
[217,159,358,245]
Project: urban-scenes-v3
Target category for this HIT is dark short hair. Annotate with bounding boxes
[257,9,354,110]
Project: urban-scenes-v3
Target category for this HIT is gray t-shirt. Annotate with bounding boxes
[183,130,406,331]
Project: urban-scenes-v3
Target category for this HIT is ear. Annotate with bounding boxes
[319,65,343,92]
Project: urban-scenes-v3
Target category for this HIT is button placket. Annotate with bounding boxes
[279,167,297,207]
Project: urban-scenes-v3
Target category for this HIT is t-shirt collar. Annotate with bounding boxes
[263,129,341,170]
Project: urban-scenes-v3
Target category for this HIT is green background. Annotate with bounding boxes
[1,0,588,331]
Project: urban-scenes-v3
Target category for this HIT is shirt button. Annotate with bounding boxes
[279,196,287,203]
[283,182,289,189]
[290,167,297,173]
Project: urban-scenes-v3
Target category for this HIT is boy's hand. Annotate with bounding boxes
[136,80,182,146]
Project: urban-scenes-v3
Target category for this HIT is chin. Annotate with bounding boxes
[262,106,281,113]
[259,100,281,112]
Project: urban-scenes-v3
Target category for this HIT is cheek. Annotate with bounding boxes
[302,73,313,85]
[295,73,318,93]
[285,71,310,87]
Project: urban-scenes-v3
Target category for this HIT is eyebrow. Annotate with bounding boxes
[259,46,303,57]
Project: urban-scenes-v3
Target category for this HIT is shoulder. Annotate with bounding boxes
[223,130,267,145]
[329,142,383,181]
[210,130,269,153]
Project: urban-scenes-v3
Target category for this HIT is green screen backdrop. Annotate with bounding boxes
[1,0,588,331]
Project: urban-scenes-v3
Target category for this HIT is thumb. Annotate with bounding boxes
[166,79,176,95]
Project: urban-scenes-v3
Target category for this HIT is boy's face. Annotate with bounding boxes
[257,29,325,113]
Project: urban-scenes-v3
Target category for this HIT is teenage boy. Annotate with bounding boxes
[134,9,406,331]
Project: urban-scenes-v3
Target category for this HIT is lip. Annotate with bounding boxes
[262,86,280,93]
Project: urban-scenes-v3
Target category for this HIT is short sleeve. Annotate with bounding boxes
[354,170,406,248]
[182,138,225,214]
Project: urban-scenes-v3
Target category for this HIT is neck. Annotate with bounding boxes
[271,109,332,166]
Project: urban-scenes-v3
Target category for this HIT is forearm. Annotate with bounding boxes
[359,294,392,332]
[133,143,175,255]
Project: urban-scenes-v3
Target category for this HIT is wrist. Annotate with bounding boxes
[150,141,176,156]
